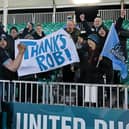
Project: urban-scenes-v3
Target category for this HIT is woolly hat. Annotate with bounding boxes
[0,34,7,41]
[87,34,100,44]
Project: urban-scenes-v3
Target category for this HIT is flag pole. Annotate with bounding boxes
[120,0,124,10]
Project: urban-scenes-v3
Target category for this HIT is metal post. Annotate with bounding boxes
[52,0,56,23]
[124,88,128,109]
[13,16,15,24]
[2,0,8,32]
[50,84,53,104]
[32,13,35,24]
[103,74,106,107]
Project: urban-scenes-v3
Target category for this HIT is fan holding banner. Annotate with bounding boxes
[100,23,127,80]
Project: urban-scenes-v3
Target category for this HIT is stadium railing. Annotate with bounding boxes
[0,80,129,110]
[0,11,75,24]
[98,9,129,21]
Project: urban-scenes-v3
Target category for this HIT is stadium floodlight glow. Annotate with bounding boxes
[73,0,100,4]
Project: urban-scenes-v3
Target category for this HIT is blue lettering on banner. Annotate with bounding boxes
[23,34,67,59]
[36,51,67,71]
[46,54,55,68]
[31,45,39,58]
[53,52,65,65]
[21,41,37,60]
[38,40,45,54]
[59,34,66,49]
[36,55,48,71]
[64,49,72,61]
[43,34,66,53]
[44,38,55,52]
[23,34,71,71]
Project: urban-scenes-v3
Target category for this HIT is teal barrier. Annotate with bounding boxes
[3,102,129,129]
[2,112,7,129]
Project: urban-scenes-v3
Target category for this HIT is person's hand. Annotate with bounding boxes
[77,37,83,44]
[17,43,26,54]
[71,65,74,72]
[121,9,126,18]
[96,56,103,68]
[26,22,30,28]
[98,56,103,61]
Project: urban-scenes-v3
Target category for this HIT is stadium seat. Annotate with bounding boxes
[103,20,113,29]
[7,22,66,35]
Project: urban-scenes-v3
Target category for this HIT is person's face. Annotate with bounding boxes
[98,27,106,37]
[67,21,75,32]
[87,39,96,50]
[36,26,42,34]
[80,14,85,21]
[10,29,18,39]
[93,17,102,28]
[0,39,7,48]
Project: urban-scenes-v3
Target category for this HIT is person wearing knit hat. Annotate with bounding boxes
[0,34,7,41]
[77,34,100,83]
[77,33,101,106]
[88,34,100,44]
[87,34,100,51]
[0,34,8,49]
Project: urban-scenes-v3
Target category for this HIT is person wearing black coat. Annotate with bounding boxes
[97,9,126,84]
[21,22,35,38]
[32,23,51,82]
[97,9,127,106]
[91,16,103,34]
[32,23,45,39]
[63,20,80,82]
[76,33,102,83]
[77,33,100,106]
[97,24,114,84]
[78,13,92,39]
[0,26,19,81]
[113,9,127,84]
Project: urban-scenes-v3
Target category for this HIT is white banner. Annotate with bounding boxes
[15,29,80,76]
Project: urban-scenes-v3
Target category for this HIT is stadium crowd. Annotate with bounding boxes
[0,8,129,124]
[0,9,128,83]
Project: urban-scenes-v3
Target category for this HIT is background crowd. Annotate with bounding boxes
[0,8,129,108]
[0,9,129,85]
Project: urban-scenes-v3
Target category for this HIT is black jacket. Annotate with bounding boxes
[32,31,45,39]
[78,20,92,38]
[21,28,35,38]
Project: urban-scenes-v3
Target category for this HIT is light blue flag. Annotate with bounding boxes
[100,23,128,79]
